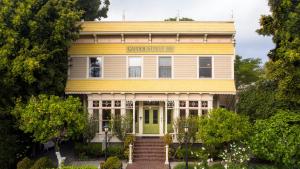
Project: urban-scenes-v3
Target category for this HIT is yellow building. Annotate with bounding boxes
[66,21,236,142]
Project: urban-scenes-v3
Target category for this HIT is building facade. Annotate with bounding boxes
[65,21,236,142]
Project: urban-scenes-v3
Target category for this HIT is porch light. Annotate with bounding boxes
[104,124,109,133]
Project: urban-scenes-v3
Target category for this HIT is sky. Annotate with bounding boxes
[102,0,275,63]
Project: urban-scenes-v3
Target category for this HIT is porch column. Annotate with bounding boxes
[208,99,213,111]
[164,100,168,134]
[159,102,164,135]
[185,100,189,118]
[173,100,179,142]
[121,100,126,116]
[132,101,136,134]
[139,101,143,134]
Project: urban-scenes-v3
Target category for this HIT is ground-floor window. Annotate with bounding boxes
[180,109,186,118]
[189,109,198,117]
[102,109,111,131]
[92,109,100,133]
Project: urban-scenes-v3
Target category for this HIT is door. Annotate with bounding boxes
[143,108,159,134]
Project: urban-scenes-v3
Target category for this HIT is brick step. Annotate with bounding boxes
[134,142,165,146]
[134,157,165,161]
[134,149,164,154]
[134,154,164,158]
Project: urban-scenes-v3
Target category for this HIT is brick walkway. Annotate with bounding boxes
[126,161,169,169]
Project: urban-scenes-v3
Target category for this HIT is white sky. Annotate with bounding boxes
[103,0,274,62]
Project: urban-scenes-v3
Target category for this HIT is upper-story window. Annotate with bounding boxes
[128,57,142,78]
[199,57,212,78]
[159,56,172,78]
[89,57,102,77]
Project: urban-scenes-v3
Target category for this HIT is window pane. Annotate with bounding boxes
[129,66,141,77]
[93,101,99,107]
[93,109,99,133]
[102,100,112,107]
[189,110,198,117]
[129,57,142,66]
[159,57,171,66]
[159,57,172,78]
[167,109,172,124]
[102,109,111,120]
[199,57,212,67]
[144,110,149,124]
[89,57,101,77]
[180,109,186,118]
[199,68,212,78]
[153,110,158,124]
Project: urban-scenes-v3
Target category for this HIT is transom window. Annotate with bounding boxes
[128,57,142,78]
[199,57,212,78]
[89,57,102,77]
[159,56,172,78]
[102,100,112,107]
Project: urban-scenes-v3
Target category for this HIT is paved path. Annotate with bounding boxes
[126,161,169,169]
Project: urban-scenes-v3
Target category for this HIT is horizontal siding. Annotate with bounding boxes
[125,35,149,43]
[69,57,87,78]
[214,56,232,79]
[69,44,234,55]
[207,35,232,43]
[103,56,126,78]
[174,56,197,78]
[143,56,156,78]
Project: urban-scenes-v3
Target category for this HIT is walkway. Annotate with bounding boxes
[126,161,169,169]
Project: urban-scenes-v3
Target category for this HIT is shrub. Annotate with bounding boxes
[106,145,124,159]
[101,156,122,169]
[209,163,224,169]
[74,143,102,159]
[30,157,54,169]
[123,134,135,158]
[249,111,300,168]
[198,108,251,147]
[219,142,251,166]
[17,157,33,169]
[175,147,208,160]
[62,166,98,169]
[173,163,198,169]
[163,133,173,145]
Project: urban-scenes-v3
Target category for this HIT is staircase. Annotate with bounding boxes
[133,137,165,162]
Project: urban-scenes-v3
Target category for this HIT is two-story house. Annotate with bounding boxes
[66,21,236,142]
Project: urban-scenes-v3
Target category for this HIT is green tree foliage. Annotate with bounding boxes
[77,0,110,21]
[237,80,287,121]
[257,0,300,107]
[13,95,87,150]
[174,116,200,145]
[249,111,300,167]
[165,17,194,21]
[234,55,262,89]
[111,114,133,141]
[198,109,251,147]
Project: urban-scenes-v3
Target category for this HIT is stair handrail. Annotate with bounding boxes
[129,143,133,164]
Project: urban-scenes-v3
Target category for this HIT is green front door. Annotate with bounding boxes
[143,108,159,134]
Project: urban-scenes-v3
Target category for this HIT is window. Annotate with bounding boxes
[145,110,149,124]
[179,101,186,107]
[102,109,111,131]
[180,109,186,118]
[199,57,212,78]
[128,57,142,78]
[202,109,208,116]
[189,110,198,117]
[159,57,172,78]
[93,101,99,107]
[167,109,172,124]
[102,100,112,107]
[89,57,102,77]
[114,100,121,107]
[153,110,158,124]
[189,101,198,108]
[201,101,208,108]
[92,109,99,133]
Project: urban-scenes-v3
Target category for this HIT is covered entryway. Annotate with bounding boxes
[143,108,159,134]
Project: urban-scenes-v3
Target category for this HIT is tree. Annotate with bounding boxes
[237,80,287,121]
[249,111,300,167]
[111,115,133,142]
[13,95,87,149]
[164,17,194,21]
[77,0,110,21]
[234,55,262,89]
[257,0,300,108]
[13,94,87,166]
[198,109,251,147]
[0,0,82,167]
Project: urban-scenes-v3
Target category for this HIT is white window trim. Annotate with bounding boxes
[197,56,214,79]
[86,56,103,79]
[157,56,173,79]
[127,56,143,79]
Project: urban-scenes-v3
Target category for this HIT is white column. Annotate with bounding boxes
[208,99,213,112]
[139,101,143,134]
[159,102,164,135]
[164,100,168,134]
[165,145,169,164]
[133,101,136,134]
[173,100,179,142]
[198,100,202,116]
[121,100,126,116]
[186,100,189,118]
[129,144,133,164]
